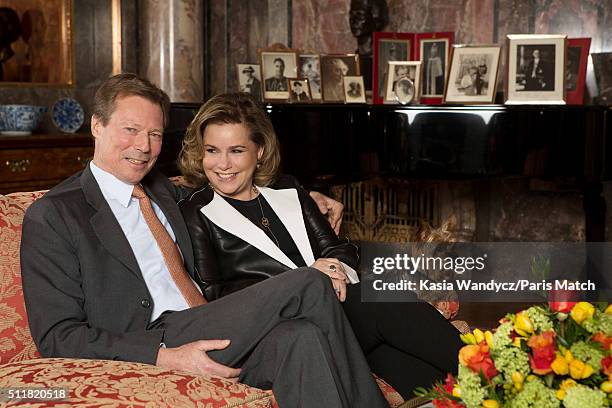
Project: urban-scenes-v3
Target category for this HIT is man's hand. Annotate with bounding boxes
[156,339,241,380]
[309,191,344,235]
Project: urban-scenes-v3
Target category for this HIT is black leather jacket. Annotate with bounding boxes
[179,175,358,301]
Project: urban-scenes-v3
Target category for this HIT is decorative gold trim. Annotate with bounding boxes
[112,0,122,75]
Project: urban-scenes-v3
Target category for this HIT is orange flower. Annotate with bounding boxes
[527,331,556,375]
[592,332,612,351]
[459,343,498,380]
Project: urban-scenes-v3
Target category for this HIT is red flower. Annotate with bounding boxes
[431,374,464,408]
[602,356,612,376]
[549,301,578,313]
[459,343,498,380]
[592,332,612,351]
[527,331,556,375]
[548,284,578,313]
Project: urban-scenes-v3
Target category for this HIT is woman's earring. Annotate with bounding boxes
[256,162,261,169]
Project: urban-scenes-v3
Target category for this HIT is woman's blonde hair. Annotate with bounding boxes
[178,93,281,187]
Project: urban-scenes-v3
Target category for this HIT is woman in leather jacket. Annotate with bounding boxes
[178,92,462,399]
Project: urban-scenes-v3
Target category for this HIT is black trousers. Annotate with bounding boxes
[152,268,388,408]
[341,283,463,400]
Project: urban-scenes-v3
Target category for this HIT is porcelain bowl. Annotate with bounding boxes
[0,105,47,136]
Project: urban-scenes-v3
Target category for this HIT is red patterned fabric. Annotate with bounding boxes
[0,191,45,364]
[0,190,405,407]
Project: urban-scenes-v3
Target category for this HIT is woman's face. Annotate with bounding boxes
[202,122,263,200]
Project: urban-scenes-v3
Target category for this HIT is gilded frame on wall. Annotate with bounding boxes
[0,0,74,86]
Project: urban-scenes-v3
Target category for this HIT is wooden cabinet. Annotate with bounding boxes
[0,133,93,194]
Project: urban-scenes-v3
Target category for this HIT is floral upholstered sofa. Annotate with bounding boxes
[0,190,405,407]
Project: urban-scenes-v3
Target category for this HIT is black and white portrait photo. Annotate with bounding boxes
[444,45,500,104]
[289,79,312,102]
[343,75,366,103]
[237,64,262,101]
[516,44,555,91]
[377,39,410,98]
[321,55,360,102]
[421,39,447,97]
[385,61,421,104]
[299,54,321,100]
[260,51,297,100]
[505,34,566,104]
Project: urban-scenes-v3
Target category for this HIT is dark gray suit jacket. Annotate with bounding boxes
[21,164,195,364]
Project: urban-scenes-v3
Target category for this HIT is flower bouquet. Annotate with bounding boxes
[416,302,612,408]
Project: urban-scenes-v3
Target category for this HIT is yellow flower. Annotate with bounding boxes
[605,304,612,315]
[512,372,524,391]
[569,359,594,379]
[515,312,534,336]
[560,379,577,390]
[473,329,485,344]
[484,330,494,347]
[555,389,566,400]
[460,333,477,345]
[551,353,569,375]
[513,337,523,348]
[564,350,574,363]
[482,400,499,408]
[601,381,612,394]
[570,302,595,325]
[452,385,461,397]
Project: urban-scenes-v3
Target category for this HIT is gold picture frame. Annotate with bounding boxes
[0,0,74,86]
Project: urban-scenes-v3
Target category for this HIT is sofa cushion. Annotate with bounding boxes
[0,359,405,407]
[0,358,276,407]
[0,191,45,364]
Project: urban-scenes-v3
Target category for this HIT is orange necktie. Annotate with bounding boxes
[132,185,207,307]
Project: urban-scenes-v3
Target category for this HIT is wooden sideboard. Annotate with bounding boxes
[0,133,93,194]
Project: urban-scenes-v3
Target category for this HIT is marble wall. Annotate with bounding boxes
[207,0,612,98]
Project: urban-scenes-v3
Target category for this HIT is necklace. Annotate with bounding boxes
[253,186,280,247]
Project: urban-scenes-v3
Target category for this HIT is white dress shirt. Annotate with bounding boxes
[90,162,191,321]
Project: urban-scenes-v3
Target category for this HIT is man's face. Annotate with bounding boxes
[274,60,285,77]
[533,50,540,59]
[91,95,164,185]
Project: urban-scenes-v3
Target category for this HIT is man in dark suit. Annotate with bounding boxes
[525,49,553,91]
[290,81,310,101]
[20,74,388,408]
[264,58,288,92]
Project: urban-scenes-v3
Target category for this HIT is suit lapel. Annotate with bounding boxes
[200,192,298,269]
[259,187,315,266]
[81,165,143,281]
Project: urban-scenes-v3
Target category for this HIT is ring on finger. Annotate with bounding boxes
[329,264,337,272]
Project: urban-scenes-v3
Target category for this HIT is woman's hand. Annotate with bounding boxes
[310,258,349,302]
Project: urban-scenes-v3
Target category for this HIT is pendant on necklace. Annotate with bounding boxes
[261,217,270,227]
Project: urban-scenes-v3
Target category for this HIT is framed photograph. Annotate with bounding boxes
[259,50,298,101]
[237,64,263,101]
[288,78,312,103]
[505,34,567,104]
[298,54,321,100]
[443,45,501,104]
[384,61,421,104]
[320,54,360,103]
[0,0,74,85]
[592,52,612,104]
[343,76,366,103]
[416,32,454,104]
[565,38,591,105]
[372,32,415,104]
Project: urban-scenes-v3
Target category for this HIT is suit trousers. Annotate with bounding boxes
[150,268,388,408]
